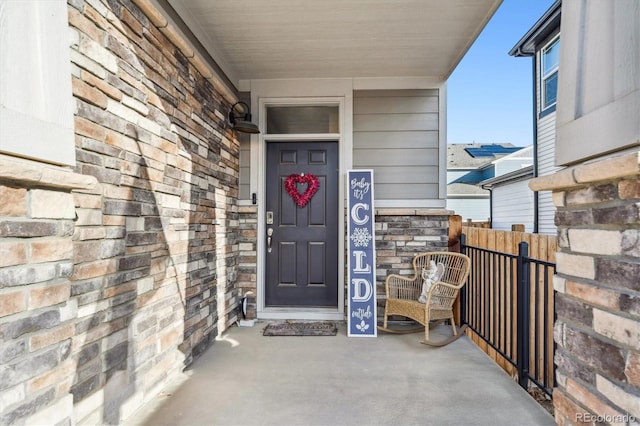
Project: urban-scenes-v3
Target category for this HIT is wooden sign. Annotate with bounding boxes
[347,170,377,337]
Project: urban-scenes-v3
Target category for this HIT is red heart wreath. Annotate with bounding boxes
[284,173,320,208]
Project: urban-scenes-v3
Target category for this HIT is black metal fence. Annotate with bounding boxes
[460,234,556,397]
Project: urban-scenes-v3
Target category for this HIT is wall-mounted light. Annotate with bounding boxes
[228,101,260,134]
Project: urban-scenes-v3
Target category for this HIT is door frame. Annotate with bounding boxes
[256,97,346,320]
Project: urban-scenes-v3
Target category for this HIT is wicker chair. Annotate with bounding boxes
[378,251,471,346]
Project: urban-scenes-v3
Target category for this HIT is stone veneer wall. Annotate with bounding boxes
[0,159,96,426]
[531,152,640,425]
[1,1,241,424]
[237,206,258,319]
[374,209,450,316]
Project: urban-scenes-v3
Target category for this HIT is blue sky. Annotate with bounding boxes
[447,0,556,146]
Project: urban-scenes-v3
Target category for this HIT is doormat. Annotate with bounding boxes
[262,321,338,336]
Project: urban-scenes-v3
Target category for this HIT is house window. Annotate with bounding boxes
[541,37,560,111]
[266,106,339,134]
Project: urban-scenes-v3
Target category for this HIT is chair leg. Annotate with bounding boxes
[421,324,468,347]
[383,303,388,329]
[450,318,457,336]
[424,313,430,342]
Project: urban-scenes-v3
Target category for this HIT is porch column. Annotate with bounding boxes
[531,153,640,424]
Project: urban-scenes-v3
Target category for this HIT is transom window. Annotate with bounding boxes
[541,36,560,111]
[266,105,339,134]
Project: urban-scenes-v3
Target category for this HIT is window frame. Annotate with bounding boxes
[540,35,560,114]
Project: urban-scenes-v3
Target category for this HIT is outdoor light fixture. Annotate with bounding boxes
[228,101,260,134]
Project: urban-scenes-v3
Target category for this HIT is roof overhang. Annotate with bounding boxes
[509,0,561,57]
[447,182,490,197]
[479,165,534,188]
[160,0,502,91]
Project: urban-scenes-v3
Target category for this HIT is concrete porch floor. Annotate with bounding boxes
[126,321,554,426]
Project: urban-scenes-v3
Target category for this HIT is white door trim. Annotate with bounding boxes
[255,97,347,320]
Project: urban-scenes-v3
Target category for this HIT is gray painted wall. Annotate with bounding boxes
[353,89,440,201]
[239,134,250,200]
[239,89,442,203]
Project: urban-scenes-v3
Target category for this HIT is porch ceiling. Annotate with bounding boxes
[167,0,502,89]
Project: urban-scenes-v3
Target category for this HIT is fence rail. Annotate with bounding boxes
[460,227,556,397]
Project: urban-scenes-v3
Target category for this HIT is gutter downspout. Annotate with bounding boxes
[481,184,493,228]
[531,56,539,234]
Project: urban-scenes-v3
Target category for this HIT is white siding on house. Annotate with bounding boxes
[534,44,563,235]
[538,197,556,234]
[353,89,440,201]
[493,146,533,176]
[537,113,559,176]
[491,180,534,232]
[494,160,532,176]
[446,197,490,222]
[536,102,562,235]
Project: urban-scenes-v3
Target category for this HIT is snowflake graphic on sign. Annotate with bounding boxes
[350,227,372,248]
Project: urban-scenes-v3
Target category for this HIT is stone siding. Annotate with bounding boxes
[374,209,450,281]
[531,151,640,425]
[0,159,96,426]
[237,205,258,318]
[374,209,450,316]
[0,1,241,424]
[68,0,241,422]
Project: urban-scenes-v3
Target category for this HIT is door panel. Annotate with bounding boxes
[307,242,326,285]
[278,242,297,285]
[265,141,338,308]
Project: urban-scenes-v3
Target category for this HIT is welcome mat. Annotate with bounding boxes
[262,321,338,336]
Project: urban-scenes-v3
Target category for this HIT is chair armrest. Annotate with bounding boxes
[429,281,462,291]
[385,274,421,300]
[425,281,463,307]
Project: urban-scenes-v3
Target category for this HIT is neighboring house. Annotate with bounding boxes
[509,0,562,235]
[479,146,534,232]
[446,143,522,221]
[0,1,503,424]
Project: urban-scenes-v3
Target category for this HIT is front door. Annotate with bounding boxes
[265,141,339,308]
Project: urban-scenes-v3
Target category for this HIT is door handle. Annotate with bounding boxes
[267,228,273,253]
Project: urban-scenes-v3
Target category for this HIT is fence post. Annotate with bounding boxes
[516,241,530,390]
[448,214,462,253]
[459,234,467,326]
